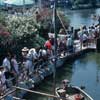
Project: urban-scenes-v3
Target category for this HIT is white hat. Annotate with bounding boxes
[28,48,36,54]
[22,47,29,52]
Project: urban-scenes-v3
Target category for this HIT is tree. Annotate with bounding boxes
[73,0,97,6]
[0,12,7,26]
[74,0,89,5]
[90,0,97,7]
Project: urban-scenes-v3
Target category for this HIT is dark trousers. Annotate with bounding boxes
[5,71,14,79]
[4,71,16,86]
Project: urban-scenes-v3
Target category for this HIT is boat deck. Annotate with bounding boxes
[74,40,96,52]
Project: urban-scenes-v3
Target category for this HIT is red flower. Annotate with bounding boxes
[0,31,10,36]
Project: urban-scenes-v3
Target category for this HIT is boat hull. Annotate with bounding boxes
[56,86,93,100]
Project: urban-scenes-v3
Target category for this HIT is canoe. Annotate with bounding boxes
[56,84,93,100]
[56,86,93,100]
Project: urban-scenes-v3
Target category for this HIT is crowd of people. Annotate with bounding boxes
[77,24,100,46]
[0,52,19,96]
[0,23,100,96]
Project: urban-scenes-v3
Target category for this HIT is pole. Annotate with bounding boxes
[13,86,69,100]
[38,0,42,8]
[98,16,100,37]
[57,12,67,34]
[53,0,57,98]
[23,0,25,14]
[13,86,58,98]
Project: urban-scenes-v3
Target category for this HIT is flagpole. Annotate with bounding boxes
[23,0,25,14]
[53,0,57,98]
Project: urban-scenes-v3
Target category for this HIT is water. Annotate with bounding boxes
[64,8,100,28]
[24,52,100,100]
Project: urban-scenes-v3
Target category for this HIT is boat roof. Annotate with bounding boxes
[3,0,34,6]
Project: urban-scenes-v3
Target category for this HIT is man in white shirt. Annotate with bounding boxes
[66,36,74,53]
[11,54,19,75]
[2,53,12,79]
[2,56,11,72]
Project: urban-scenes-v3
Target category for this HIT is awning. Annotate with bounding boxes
[0,0,5,5]
[4,0,34,6]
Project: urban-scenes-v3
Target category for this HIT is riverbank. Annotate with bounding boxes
[71,4,100,10]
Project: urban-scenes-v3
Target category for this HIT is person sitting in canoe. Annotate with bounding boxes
[74,93,84,100]
[62,79,69,90]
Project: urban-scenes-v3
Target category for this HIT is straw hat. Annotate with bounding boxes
[22,47,29,52]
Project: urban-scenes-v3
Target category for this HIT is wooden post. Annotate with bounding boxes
[13,86,69,100]
[57,12,67,34]
[96,37,100,52]
[53,0,57,98]
[38,0,42,8]
[13,86,57,98]
[23,0,25,14]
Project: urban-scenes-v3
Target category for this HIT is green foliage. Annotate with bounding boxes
[90,0,97,7]
[0,12,7,26]
[34,35,45,47]
[6,15,37,38]
[35,8,70,37]
[0,8,69,53]
[0,12,46,56]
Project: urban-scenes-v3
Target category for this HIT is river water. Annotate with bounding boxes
[23,8,100,100]
[65,8,100,28]
[24,52,100,100]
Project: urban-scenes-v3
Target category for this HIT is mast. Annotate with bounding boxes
[53,0,57,98]
[38,0,42,9]
[23,0,25,14]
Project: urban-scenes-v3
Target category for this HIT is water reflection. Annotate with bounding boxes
[71,53,100,100]
[64,8,100,28]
